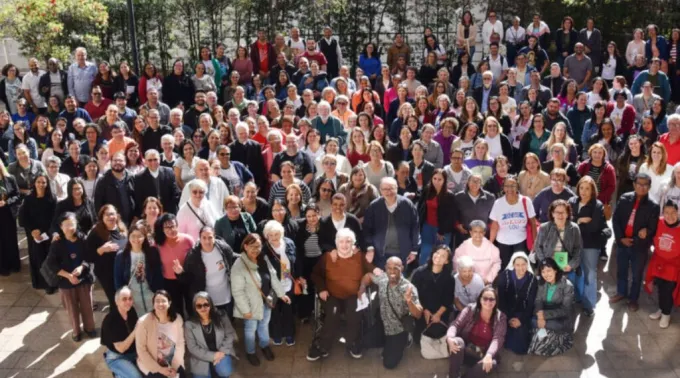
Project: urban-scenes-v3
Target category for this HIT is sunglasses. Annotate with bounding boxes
[481,297,497,303]
[195,303,211,309]
[320,188,333,193]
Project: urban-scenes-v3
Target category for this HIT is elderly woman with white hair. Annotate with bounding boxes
[453,255,485,313]
[307,227,375,361]
[159,133,179,168]
[261,220,298,346]
[454,220,502,285]
[311,100,348,146]
[177,179,218,240]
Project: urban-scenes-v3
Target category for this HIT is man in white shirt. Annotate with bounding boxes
[179,159,230,217]
[486,43,509,84]
[287,27,306,60]
[505,16,526,66]
[22,58,47,114]
[481,10,504,56]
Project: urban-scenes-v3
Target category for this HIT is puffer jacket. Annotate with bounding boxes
[230,254,285,320]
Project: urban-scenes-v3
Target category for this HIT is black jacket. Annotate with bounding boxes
[409,160,435,193]
[133,167,181,216]
[568,196,608,249]
[497,269,538,327]
[38,70,69,103]
[93,170,136,225]
[472,86,499,112]
[554,29,579,56]
[318,213,365,253]
[0,175,21,218]
[113,247,164,292]
[385,142,413,168]
[453,189,495,232]
[183,105,210,132]
[178,239,236,301]
[483,174,506,199]
[269,63,297,84]
[50,199,96,235]
[60,155,89,178]
[418,188,456,234]
[612,192,659,250]
[163,73,196,109]
[229,140,267,190]
[45,234,94,289]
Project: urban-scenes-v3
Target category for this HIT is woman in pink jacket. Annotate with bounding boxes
[454,220,502,284]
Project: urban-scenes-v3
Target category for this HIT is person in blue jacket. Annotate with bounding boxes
[631,58,671,103]
[359,43,382,83]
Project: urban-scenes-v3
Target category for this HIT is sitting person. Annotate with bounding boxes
[411,245,456,345]
[454,220,502,285]
[528,258,575,356]
[453,255,485,314]
[307,228,375,361]
[496,252,538,354]
[101,286,142,378]
[370,256,423,369]
[184,291,237,378]
[446,287,507,378]
[135,290,186,377]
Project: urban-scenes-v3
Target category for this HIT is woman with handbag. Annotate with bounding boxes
[496,252,538,354]
[489,175,538,268]
[231,233,291,366]
[411,245,455,347]
[528,258,575,356]
[569,176,607,316]
[446,287,507,378]
[533,199,583,300]
[262,220,299,347]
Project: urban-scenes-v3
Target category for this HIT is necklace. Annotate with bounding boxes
[201,321,214,334]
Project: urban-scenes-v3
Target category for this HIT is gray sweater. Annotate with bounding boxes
[534,221,582,270]
[534,276,574,332]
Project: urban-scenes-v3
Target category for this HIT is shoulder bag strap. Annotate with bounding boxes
[186,204,207,227]
[522,197,533,240]
[385,284,403,318]
[244,261,268,301]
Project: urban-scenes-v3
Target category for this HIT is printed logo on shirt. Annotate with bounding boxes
[217,260,226,271]
[659,233,675,251]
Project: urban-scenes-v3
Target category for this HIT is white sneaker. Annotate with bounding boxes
[649,309,663,320]
[660,314,671,329]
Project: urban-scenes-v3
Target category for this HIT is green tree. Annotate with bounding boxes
[0,0,109,63]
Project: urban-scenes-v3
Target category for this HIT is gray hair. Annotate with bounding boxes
[469,220,487,231]
[114,286,132,302]
[263,220,285,242]
[170,108,183,117]
[144,149,160,159]
[46,155,62,167]
[380,177,398,189]
[187,179,208,192]
[161,134,175,144]
[335,227,356,245]
[456,255,476,270]
[235,121,249,134]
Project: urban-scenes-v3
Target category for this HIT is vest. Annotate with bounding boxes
[319,38,339,74]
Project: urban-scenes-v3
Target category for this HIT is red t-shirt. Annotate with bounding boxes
[468,319,493,351]
[624,199,640,238]
[426,196,439,227]
[660,133,680,166]
[257,41,270,73]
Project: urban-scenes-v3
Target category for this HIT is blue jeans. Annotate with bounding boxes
[243,306,271,354]
[616,245,647,302]
[420,223,452,266]
[580,248,600,310]
[104,350,142,378]
[566,270,584,303]
[192,355,233,378]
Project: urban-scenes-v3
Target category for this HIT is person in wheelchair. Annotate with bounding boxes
[307,228,375,361]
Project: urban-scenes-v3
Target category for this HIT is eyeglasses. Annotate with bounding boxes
[481,297,497,303]
[192,190,205,195]
[320,188,333,193]
[323,161,336,166]
[195,303,211,309]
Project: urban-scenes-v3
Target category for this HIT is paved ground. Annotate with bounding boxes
[0,234,678,377]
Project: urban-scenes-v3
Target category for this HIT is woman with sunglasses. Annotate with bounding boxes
[447,287,506,377]
[185,291,237,378]
[528,258,575,356]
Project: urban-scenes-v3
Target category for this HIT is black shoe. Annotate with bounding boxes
[306,344,329,361]
[583,308,595,317]
[71,333,81,342]
[246,353,260,366]
[348,343,363,359]
[45,287,57,295]
[86,330,97,338]
[262,346,275,361]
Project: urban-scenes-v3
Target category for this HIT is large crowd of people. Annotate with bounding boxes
[1,12,680,378]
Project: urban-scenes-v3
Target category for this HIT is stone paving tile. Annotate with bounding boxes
[0,243,672,377]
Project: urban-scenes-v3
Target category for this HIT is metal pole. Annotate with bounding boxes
[126,0,141,75]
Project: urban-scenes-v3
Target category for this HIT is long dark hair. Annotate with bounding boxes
[617,134,647,176]
[425,168,448,201]
[190,291,224,328]
[152,290,178,322]
[154,213,177,247]
[313,178,336,202]
[67,177,90,205]
[30,173,56,203]
[426,244,453,274]
[94,204,128,240]
[473,286,499,326]
[123,220,161,270]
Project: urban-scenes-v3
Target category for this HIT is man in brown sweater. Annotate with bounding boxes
[307,228,374,361]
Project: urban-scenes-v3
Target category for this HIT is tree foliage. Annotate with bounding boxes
[0,0,109,63]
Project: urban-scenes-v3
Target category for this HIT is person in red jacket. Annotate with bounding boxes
[577,143,616,206]
[250,30,277,84]
[605,90,636,137]
[644,201,680,328]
